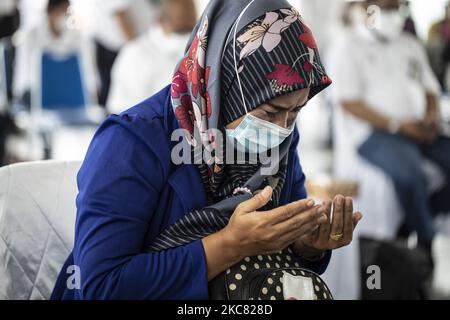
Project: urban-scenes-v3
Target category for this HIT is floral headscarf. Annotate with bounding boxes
[171,0,331,200]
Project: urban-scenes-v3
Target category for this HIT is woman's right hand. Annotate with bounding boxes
[223,186,326,258]
[400,120,437,144]
[202,186,327,280]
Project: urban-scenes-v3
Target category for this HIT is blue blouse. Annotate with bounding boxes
[51,86,331,300]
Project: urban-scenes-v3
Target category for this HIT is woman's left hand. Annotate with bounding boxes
[292,195,363,259]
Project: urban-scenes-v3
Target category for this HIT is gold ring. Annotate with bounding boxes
[330,233,344,241]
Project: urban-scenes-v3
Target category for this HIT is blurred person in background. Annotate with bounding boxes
[0,0,19,103]
[330,0,449,267]
[94,0,157,107]
[0,0,20,165]
[107,0,196,114]
[428,1,450,91]
[13,0,97,108]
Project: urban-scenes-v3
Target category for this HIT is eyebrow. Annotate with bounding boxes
[267,101,308,111]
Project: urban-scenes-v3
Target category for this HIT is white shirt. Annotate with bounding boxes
[13,22,98,103]
[107,25,189,114]
[328,30,441,148]
[17,0,46,33]
[93,0,156,52]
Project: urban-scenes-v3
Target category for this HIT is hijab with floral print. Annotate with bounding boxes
[170,0,331,199]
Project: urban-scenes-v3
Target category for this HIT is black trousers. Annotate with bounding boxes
[95,41,119,107]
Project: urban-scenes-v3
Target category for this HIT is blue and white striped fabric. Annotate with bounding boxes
[146,208,229,252]
[146,136,292,253]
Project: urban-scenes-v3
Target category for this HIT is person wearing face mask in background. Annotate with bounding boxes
[107,0,197,114]
[12,0,98,109]
[329,0,450,271]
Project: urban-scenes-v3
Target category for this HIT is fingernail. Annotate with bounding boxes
[261,186,271,198]
[307,199,315,207]
[317,207,325,214]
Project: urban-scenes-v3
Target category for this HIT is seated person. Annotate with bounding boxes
[330,0,450,265]
[107,0,196,113]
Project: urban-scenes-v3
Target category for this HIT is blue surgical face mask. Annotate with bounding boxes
[226,114,294,154]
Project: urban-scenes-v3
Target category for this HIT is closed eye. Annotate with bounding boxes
[265,111,277,118]
[292,102,307,113]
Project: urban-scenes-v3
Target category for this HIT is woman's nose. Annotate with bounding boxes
[273,113,289,128]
